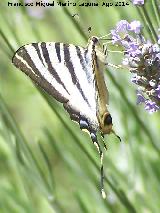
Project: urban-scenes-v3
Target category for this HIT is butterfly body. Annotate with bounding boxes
[12,36,115,198]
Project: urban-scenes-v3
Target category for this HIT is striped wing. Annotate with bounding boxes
[12,37,115,198]
[12,41,99,133]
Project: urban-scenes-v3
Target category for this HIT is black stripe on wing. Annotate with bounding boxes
[40,42,70,95]
[55,42,61,62]
[64,102,98,135]
[75,46,93,84]
[32,43,45,67]
[12,46,69,104]
[63,44,91,107]
[16,46,44,79]
[63,102,80,123]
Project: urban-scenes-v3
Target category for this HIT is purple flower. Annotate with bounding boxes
[136,91,160,113]
[132,0,144,5]
[110,29,122,44]
[155,85,160,99]
[136,91,146,104]
[126,42,142,57]
[116,20,129,33]
[128,21,142,34]
[111,20,142,46]
[111,20,160,113]
[145,100,159,113]
[111,20,130,45]
[158,29,160,44]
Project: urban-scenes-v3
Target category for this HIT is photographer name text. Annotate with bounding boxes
[8,1,130,7]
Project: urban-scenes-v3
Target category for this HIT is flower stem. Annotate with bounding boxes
[152,0,160,28]
[138,6,158,43]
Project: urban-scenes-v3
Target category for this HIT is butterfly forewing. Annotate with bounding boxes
[12,41,99,132]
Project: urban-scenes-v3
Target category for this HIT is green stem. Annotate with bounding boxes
[151,0,160,27]
[0,94,59,210]
[137,6,157,43]
[1,10,22,46]
[0,28,14,55]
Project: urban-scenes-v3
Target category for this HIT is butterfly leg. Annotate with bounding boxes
[80,119,89,131]
[90,132,106,199]
[102,44,108,56]
[79,118,106,198]
[101,133,108,151]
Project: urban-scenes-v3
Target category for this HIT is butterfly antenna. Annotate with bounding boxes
[101,133,108,151]
[87,26,92,37]
[90,132,106,199]
[72,13,79,18]
[71,13,92,38]
[98,33,112,40]
[116,135,121,142]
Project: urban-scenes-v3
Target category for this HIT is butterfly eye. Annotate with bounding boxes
[104,114,112,125]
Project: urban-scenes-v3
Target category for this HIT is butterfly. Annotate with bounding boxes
[12,36,119,198]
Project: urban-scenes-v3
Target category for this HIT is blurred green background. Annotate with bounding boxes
[0,0,160,212]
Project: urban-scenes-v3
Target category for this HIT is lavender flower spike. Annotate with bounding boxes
[111,20,160,113]
[132,0,144,5]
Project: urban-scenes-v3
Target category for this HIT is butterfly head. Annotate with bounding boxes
[91,36,99,44]
[101,112,121,141]
[101,112,113,134]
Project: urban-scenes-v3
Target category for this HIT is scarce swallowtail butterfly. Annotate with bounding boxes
[12,36,119,198]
